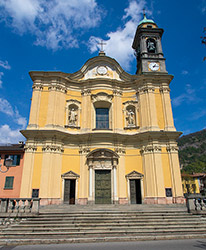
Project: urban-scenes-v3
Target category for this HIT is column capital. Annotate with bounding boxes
[166,145,179,153]
[42,145,64,153]
[113,89,122,96]
[79,146,90,154]
[25,145,37,153]
[81,89,91,96]
[32,83,43,91]
[160,86,170,93]
[140,145,161,154]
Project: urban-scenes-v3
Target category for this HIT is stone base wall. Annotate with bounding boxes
[144,196,185,204]
[78,198,88,205]
[40,198,62,206]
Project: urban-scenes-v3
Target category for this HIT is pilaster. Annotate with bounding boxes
[28,83,43,128]
[113,90,123,132]
[78,147,90,204]
[160,86,176,131]
[166,144,184,203]
[39,144,64,198]
[20,145,37,197]
[81,89,91,131]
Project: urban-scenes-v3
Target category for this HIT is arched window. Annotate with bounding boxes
[147,38,156,53]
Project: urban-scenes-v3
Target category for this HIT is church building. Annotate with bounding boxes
[20,15,184,205]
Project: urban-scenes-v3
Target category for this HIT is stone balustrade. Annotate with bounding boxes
[186,194,206,214]
[0,198,40,214]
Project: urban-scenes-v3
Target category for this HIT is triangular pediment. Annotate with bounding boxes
[61,171,80,179]
[69,55,133,82]
[126,170,144,179]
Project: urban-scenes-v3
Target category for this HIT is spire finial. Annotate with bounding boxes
[98,39,106,56]
[143,8,146,18]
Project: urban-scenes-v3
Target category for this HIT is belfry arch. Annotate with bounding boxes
[87,149,119,204]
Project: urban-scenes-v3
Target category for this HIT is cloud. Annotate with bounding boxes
[88,0,147,70]
[0,72,4,88]
[188,109,206,121]
[181,70,189,75]
[0,98,27,143]
[172,84,201,107]
[0,0,103,50]
[0,124,25,144]
[0,60,11,70]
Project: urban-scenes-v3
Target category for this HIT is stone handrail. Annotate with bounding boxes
[0,198,40,214]
[186,194,206,214]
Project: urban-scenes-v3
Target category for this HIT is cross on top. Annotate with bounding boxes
[98,40,106,52]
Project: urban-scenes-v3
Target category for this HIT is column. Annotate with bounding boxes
[78,147,90,204]
[88,165,93,203]
[28,83,43,128]
[20,145,37,197]
[113,165,118,203]
[160,86,176,131]
[167,144,184,203]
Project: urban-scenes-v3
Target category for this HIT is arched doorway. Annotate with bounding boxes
[87,149,119,204]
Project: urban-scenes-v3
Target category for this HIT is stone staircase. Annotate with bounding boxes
[0,204,206,245]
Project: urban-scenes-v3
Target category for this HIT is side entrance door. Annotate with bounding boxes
[130,179,142,204]
[95,170,111,204]
[64,179,75,204]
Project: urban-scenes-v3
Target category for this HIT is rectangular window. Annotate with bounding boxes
[96,108,109,129]
[4,176,14,189]
[4,155,21,166]
[32,189,39,198]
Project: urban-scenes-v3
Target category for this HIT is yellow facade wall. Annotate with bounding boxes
[155,90,165,130]
[61,148,80,175]
[161,147,172,188]
[38,90,49,127]
[31,147,43,189]
[125,149,143,175]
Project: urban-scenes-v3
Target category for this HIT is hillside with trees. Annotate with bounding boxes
[177,129,206,174]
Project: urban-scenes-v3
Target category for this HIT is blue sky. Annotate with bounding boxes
[0,0,205,143]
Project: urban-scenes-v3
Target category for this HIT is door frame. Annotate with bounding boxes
[126,171,144,204]
[61,171,80,204]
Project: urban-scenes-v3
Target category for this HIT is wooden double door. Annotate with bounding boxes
[130,179,142,204]
[95,170,111,204]
[64,179,76,204]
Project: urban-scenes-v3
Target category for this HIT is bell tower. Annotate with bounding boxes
[132,13,167,74]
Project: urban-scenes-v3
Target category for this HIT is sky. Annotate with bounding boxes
[0,0,205,143]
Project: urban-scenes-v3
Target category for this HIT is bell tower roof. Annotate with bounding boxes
[138,13,156,27]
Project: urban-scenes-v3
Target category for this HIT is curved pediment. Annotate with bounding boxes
[68,55,133,82]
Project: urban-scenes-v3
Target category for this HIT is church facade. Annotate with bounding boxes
[20,15,184,205]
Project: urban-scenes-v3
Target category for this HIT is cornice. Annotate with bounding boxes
[21,129,182,147]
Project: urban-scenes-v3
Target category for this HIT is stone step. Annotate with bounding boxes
[19,216,203,223]
[3,224,206,233]
[10,221,206,228]
[1,234,206,245]
[1,228,206,239]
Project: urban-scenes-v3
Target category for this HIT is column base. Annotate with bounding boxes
[118,198,128,204]
[78,198,88,205]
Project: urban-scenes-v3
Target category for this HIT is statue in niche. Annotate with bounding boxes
[126,109,135,127]
[69,108,77,126]
[147,39,156,53]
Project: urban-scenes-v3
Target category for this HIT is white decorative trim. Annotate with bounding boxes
[91,92,113,103]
